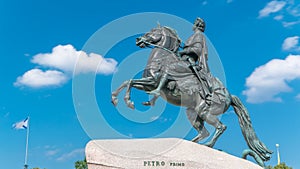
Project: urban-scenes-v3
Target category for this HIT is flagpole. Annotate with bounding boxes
[276,144,280,165]
[24,117,30,169]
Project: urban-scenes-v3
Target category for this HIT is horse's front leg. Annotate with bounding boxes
[142,95,159,106]
[111,80,130,106]
[124,79,135,109]
[123,77,157,109]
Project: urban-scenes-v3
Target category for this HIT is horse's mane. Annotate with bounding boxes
[161,26,182,52]
[163,26,181,43]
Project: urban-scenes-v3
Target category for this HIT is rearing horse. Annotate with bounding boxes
[111,26,272,166]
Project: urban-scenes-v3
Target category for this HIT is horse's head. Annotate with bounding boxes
[136,26,181,52]
[136,27,163,48]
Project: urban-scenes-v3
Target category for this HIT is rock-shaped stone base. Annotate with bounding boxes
[86,138,262,169]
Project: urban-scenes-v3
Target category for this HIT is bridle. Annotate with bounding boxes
[140,29,181,57]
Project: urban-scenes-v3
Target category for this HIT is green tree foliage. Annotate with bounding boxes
[75,158,88,169]
[266,163,292,169]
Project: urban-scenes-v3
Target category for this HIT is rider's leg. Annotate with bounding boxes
[198,71,212,105]
[147,73,168,96]
[187,56,213,104]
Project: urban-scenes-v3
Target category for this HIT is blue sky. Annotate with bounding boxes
[1,0,300,168]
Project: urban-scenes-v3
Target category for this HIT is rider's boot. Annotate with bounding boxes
[202,83,212,105]
[205,93,212,105]
[203,75,213,105]
[147,73,168,96]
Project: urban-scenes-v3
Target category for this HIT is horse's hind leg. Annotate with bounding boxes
[192,117,210,142]
[203,113,227,148]
[186,108,209,142]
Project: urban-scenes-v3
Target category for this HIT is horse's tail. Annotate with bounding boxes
[231,95,273,162]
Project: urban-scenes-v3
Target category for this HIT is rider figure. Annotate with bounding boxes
[148,17,213,102]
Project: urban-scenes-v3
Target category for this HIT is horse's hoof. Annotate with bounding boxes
[191,136,200,143]
[127,101,135,109]
[204,142,214,148]
[111,97,118,106]
[142,101,151,106]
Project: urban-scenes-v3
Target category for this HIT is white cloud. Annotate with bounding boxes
[258,1,300,27]
[44,145,55,149]
[57,148,84,161]
[45,149,60,156]
[15,44,117,88]
[32,44,117,75]
[295,93,300,100]
[282,36,300,51]
[287,2,300,17]
[14,69,68,88]
[259,1,287,18]
[243,54,300,103]
[283,20,300,27]
[274,15,284,20]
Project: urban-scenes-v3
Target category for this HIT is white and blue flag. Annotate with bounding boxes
[13,117,29,129]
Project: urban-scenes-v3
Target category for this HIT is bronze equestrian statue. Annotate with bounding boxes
[111,17,272,167]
